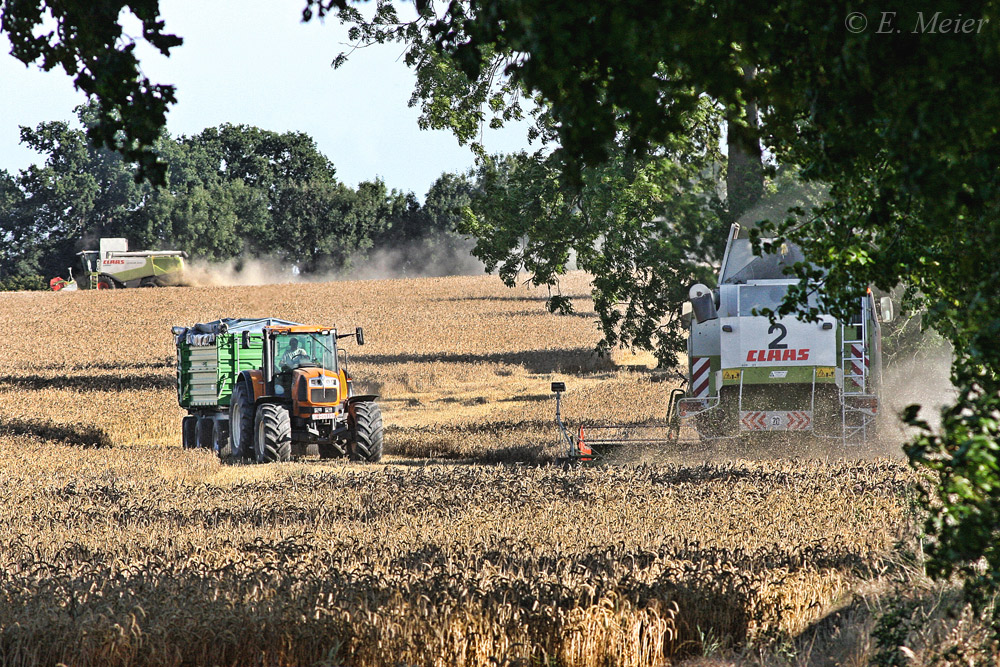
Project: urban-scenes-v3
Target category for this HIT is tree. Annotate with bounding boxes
[1,0,184,182]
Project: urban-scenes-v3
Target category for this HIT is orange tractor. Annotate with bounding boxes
[175,318,382,463]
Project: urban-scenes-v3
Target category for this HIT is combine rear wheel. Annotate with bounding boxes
[229,383,255,461]
[348,402,383,463]
[254,404,292,463]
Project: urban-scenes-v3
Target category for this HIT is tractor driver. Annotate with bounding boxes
[280,337,309,370]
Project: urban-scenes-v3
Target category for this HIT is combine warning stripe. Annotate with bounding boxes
[849,344,869,389]
[739,410,813,431]
[740,411,767,430]
[786,411,812,430]
[691,357,711,398]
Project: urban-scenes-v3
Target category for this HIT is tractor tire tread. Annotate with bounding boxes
[349,402,383,463]
[255,403,292,463]
[229,382,255,461]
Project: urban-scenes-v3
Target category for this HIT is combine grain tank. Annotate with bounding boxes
[174,318,382,463]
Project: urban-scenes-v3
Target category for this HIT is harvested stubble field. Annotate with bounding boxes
[0,272,918,666]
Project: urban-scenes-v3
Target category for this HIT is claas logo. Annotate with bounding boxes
[746,349,810,362]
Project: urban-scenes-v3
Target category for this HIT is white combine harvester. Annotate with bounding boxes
[555,223,895,460]
[50,238,188,290]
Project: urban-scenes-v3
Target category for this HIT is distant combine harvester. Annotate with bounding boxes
[50,238,188,290]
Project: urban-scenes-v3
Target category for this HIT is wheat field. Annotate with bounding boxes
[0,272,919,666]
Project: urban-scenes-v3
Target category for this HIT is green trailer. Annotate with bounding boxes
[175,318,289,453]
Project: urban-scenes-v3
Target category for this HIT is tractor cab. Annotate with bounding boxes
[258,325,365,423]
[264,328,340,400]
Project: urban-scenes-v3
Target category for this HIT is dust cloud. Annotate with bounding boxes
[879,348,955,441]
[181,240,485,287]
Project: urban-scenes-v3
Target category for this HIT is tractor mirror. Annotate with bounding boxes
[242,331,251,349]
[879,296,895,323]
[355,327,365,346]
[551,381,566,393]
[681,302,693,327]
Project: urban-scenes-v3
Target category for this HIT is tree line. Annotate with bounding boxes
[0,104,475,288]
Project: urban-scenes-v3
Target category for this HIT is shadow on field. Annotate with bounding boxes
[0,373,173,392]
[437,295,555,303]
[32,359,173,371]
[0,417,111,447]
[354,348,614,374]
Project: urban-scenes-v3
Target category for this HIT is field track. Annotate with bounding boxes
[0,273,917,666]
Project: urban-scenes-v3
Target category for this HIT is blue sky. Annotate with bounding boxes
[0,0,532,198]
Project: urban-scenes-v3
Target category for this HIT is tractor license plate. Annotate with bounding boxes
[311,412,336,420]
[739,411,812,431]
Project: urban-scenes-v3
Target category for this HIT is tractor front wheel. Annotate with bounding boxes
[348,401,383,463]
[254,403,292,463]
[229,382,255,461]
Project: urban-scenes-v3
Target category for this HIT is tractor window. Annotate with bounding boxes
[274,333,337,372]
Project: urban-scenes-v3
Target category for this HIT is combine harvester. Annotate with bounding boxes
[555,223,895,460]
[173,318,382,463]
[51,238,187,290]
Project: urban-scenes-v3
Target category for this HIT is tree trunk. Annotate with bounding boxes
[726,66,764,224]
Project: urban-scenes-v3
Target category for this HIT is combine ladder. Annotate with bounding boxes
[841,308,876,446]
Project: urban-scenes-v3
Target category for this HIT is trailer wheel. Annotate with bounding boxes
[214,419,232,459]
[182,415,197,449]
[254,403,292,463]
[197,416,214,449]
[348,401,383,463]
[229,382,255,461]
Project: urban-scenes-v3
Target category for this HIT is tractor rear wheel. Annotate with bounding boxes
[348,401,383,463]
[229,382,255,461]
[182,415,197,449]
[254,403,292,463]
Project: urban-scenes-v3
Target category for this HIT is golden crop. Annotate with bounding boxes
[0,272,918,666]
